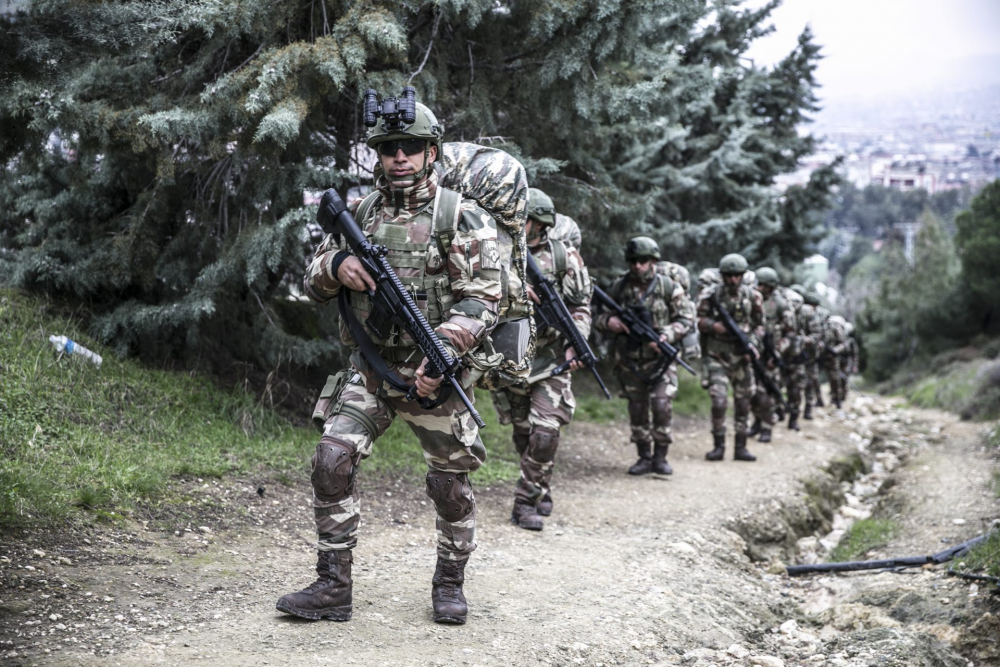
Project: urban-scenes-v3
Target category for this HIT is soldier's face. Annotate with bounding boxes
[759,284,774,298]
[629,258,655,277]
[722,273,743,290]
[379,142,437,188]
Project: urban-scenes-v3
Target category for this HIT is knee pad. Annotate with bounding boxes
[528,428,560,463]
[734,397,751,415]
[513,430,530,456]
[425,471,474,522]
[627,400,649,427]
[651,398,672,427]
[311,437,357,502]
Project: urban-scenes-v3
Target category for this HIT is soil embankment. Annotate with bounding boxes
[1,392,997,666]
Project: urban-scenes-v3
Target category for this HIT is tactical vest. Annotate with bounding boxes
[611,272,676,361]
[705,284,755,355]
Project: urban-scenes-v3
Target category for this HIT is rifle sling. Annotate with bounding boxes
[338,290,454,408]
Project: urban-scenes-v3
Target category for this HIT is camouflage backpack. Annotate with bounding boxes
[356,142,535,390]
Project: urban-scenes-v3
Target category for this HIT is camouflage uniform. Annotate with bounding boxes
[594,267,695,473]
[698,267,765,460]
[750,283,798,439]
[778,286,807,426]
[493,234,591,523]
[550,213,582,251]
[824,315,849,408]
[799,301,821,412]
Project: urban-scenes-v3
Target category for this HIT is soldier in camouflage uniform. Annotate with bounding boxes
[698,254,766,462]
[824,314,849,409]
[778,279,806,429]
[843,321,860,382]
[806,292,833,408]
[492,188,592,531]
[550,211,582,251]
[277,100,506,626]
[795,287,822,416]
[594,237,694,475]
[754,268,803,434]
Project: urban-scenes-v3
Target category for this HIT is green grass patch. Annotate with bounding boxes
[574,367,710,422]
[0,289,521,528]
[830,518,901,562]
[955,531,1000,579]
[674,370,711,416]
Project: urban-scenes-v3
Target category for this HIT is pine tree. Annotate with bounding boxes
[1,0,835,369]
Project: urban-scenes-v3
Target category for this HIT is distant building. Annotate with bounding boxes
[800,254,829,286]
[871,164,937,193]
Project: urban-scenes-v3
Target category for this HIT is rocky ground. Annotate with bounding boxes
[1,390,998,667]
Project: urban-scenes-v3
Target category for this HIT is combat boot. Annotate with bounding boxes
[536,493,553,517]
[834,396,842,410]
[734,433,756,461]
[511,502,544,531]
[747,417,762,437]
[787,412,800,431]
[705,433,725,461]
[803,405,813,420]
[651,444,673,475]
[275,550,353,621]
[758,427,772,443]
[627,441,653,475]
[815,395,825,408]
[431,557,468,625]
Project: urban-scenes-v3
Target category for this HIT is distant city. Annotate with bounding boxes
[778,84,1000,193]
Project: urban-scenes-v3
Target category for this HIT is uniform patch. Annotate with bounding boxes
[481,239,500,270]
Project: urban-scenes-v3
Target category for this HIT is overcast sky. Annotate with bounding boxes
[744,0,1000,117]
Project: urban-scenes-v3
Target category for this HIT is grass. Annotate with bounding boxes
[0,289,523,528]
[890,349,1000,421]
[829,518,901,562]
[574,366,711,423]
[955,530,1000,579]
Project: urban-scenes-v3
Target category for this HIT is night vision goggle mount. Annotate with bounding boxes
[363,86,417,131]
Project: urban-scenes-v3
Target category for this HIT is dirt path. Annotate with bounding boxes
[1,393,997,667]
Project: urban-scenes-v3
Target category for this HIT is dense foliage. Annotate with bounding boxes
[0,0,835,370]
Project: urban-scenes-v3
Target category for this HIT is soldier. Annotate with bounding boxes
[278,99,505,625]
[806,292,833,408]
[843,321,860,379]
[550,210,583,251]
[795,287,822,416]
[824,314,849,409]
[698,254,765,462]
[594,237,695,475]
[755,268,803,433]
[492,188,592,531]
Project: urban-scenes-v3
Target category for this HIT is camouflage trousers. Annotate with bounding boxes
[823,357,845,405]
[781,363,806,416]
[705,351,756,436]
[805,359,820,407]
[616,358,677,448]
[313,360,485,561]
[493,369,575,506]
[751,365,782,426]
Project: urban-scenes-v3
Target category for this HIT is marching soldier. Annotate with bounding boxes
[754,268,803,433]
[594,237,695,475]
[697,254,765,462]
[279,98,507,625]
[795,286,822,416]
[493,188,592,531]
[824,314,849,409]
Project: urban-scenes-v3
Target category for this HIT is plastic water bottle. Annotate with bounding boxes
[49,335,103,367]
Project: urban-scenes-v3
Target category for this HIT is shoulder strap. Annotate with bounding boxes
[549,238,568,282]
[432,187,463,258]
[356,190,382,228]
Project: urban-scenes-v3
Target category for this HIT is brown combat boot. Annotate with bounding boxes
[627,441,653,475]
[733,433,756,461]
[651,444,673,475]
[788,412,800,431]
[758,427,772,443]
[511,502,544,531]
[431,557,468,625]
[705,433,725,461]
[536,493,553,517]
[275,550,353,621]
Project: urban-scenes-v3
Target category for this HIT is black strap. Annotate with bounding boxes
[337,290,453,408]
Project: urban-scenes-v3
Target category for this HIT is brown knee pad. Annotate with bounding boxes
[513,430,530,457]
[425,471,475,522]
[312,436,358,503]
[628,399,650,429]
[527,428,560,463]
[734,396,752,419]
[651,397,673,430]
[711,395,727,422]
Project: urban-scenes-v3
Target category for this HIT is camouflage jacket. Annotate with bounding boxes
[762,290,797,359]
[304,171,502,360]
[658,261,691,294]
[595,271,695,362]
[531,236,592,358]
[697,283,766,354]
[824,315,848,356]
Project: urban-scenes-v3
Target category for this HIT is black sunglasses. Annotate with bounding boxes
[377,139,427,157]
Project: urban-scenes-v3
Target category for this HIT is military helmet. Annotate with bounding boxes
[625,236,661,261]
[756,267,779,287]
[527,188,556,227]
[790,284,806,296]
[804,292,820,306]
[366,101,444,153]
[719,253,748,275]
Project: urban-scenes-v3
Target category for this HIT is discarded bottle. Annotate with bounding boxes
[49,335,103,367]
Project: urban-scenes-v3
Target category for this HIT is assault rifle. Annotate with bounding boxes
[525,253,611,399]
[317,188,485,428]
[762,332,784,369]
[709,292,789,415]
[591,286,696,380]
